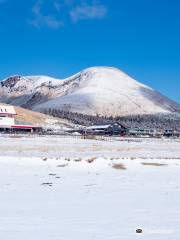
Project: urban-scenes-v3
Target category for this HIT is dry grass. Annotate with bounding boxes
[9,135,23,139]
[65,158,71,162]
[41,182,53,186]
[141,162,168,167]
[15,106,49,124]
[81,135,95,140]
[112,163,127,170]
[57,164,68,168]
[74,158,82,162]
[0,102,71,126]
[0,102,49,125]
[87,157,97,163]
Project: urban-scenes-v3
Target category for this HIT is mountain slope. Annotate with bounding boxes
[0,67,179,117]
[0,102,74,129]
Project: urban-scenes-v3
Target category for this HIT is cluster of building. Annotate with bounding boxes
[70,123,180,138]
[0,105,179,138]
[0,105,41,133]
[128,128,180,138]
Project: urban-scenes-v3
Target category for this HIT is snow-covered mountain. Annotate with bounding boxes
[0,67,179,117]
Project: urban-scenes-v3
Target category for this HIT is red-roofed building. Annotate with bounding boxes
[0,105,42,133]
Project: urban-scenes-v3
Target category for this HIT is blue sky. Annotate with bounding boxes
[0,0,179,102]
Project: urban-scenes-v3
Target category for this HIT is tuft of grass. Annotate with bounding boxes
[65,158,71,162]
[41,182,53,186]
[141,162,168,167]
[57,164,68,168]
[74,158,82,162]
[112,163,127,170]
[81,135,99,140]
[9,135,23,139]
[87,157,97,163]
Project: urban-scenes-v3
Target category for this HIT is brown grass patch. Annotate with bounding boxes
[74,158,82,162]
[0,102,71,126]
[87,157,97,163]
[41,182,53,186]
[141,162,168,167]
[112,163,127,170]
[57,164,68,168]
[9,135,23,139]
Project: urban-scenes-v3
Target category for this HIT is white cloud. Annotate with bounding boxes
[70,2,107,22]
[29,0,107,29]
[29,0,63,29]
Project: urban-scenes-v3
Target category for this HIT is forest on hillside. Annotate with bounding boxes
[43,108,180,130]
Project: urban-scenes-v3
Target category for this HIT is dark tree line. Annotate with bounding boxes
[42,108,180,130]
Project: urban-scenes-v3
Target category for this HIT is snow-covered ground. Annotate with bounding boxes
[0,135,180,240]
[0,135,179,159]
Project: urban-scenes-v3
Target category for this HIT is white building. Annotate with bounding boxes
[0,105,16,126]
[0,105,42,133]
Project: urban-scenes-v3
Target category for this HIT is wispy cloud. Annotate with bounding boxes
[29,0,107,29]
[70,2,107,22]
[29,0,63,29]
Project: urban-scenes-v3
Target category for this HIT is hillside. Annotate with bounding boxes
[0,67,179,118]
[0,103,74,129]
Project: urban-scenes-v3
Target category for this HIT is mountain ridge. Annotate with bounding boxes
[0,66,179,117]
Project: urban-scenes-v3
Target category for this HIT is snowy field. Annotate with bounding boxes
[0,135,180,159]
[0,135,180,240]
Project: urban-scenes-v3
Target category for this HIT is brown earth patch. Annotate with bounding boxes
[141,162,168,167]
[112,163,127,170]
[57,164,68,167]
[87,157,97,163]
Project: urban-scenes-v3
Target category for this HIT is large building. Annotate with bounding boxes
[0,105,16,126]
[0,105,42,133]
